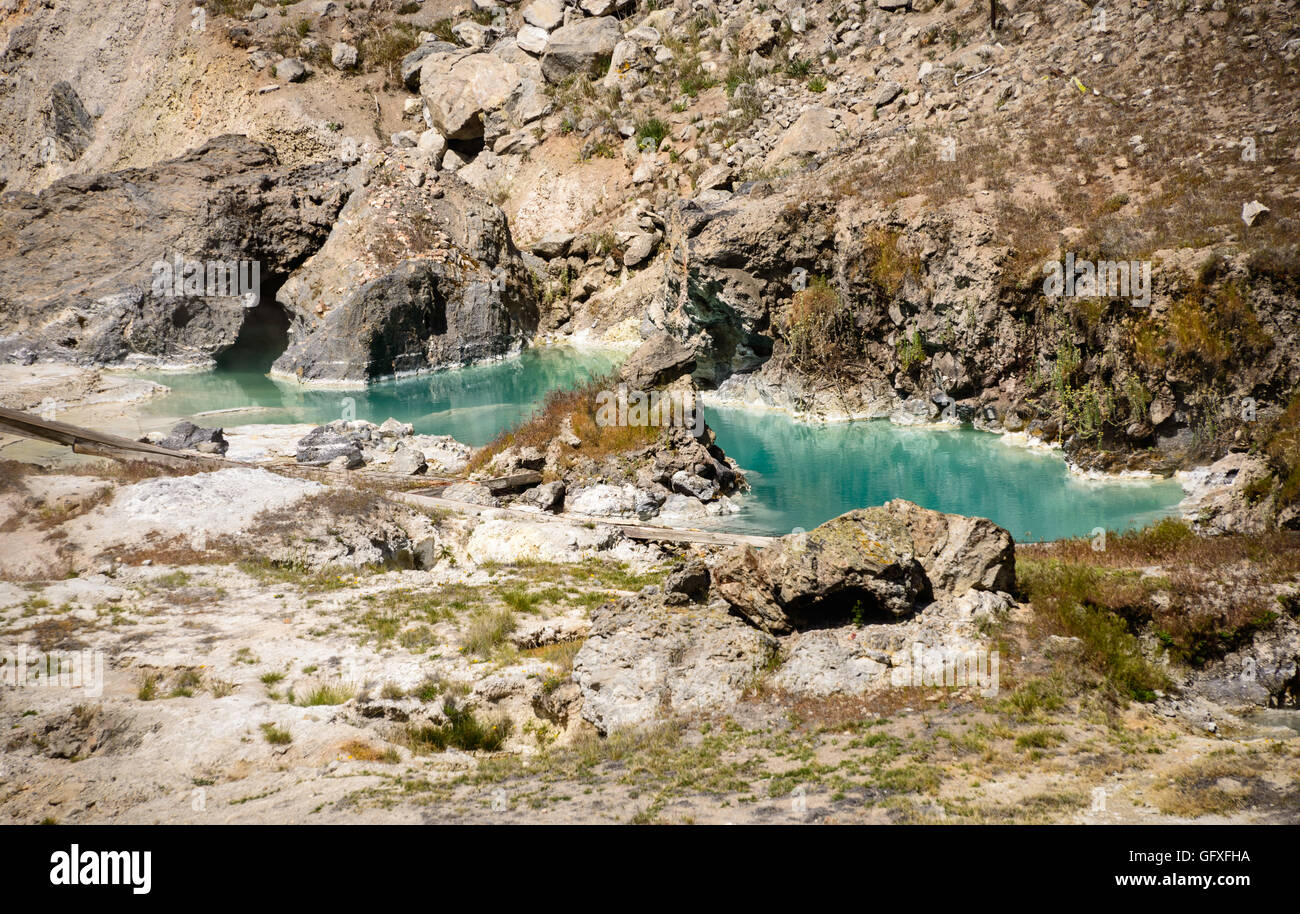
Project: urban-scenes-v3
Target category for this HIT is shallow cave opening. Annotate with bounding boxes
[214,277,290,374]
[445,134,485,163]
[785,586,912,632]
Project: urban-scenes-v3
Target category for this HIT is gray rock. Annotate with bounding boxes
[877,499,1016,595]
[156,420,229,456]
[567,483,656,518]
[873,80,904,107]
[401,40,460,90]
[295,426,363,467]
[390,446,428,476]
[441,482,500,507]
[573,594,778,733]
[530,232,575,259]
[420,52,522,141]
[771,629,891,697]
[517,479,565,512]
[663,560,710,602]
[764,107,839,169]
[521,0,563,30]
[1184,615,1300,710]
[0,136,347,368]
[619,331,696,389]
[736,14,781,55]
[670,469,717,501]
[714,501,1015,635]
[696,163,734,191]
[271,174,537,383]
[622,232,658,268]
[713,506,933,634]
[540,17,620,84]
[378,417,413,437]
[1242,200,1269,226]
[331,42,358,69]
[275,58,308,83]
[452,21,493,49]
[516,24,549,56]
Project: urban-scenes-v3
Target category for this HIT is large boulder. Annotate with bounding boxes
[876,499,1016,595]
[540,17,620,83]
[401,40,461,90]
[764,107,840,170]
[294,426,364,467]
[619,331,697,389]
[573,593,778,733]
[713,508,932,634]
[271,172,538,383]
[156,421,228,456]
[521,0,564,30]
[420,52,523,141]
[713,501,1014,634]
[0,136,347,368]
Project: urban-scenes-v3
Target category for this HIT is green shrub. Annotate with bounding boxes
[405,701,511,752]
[1017,559,1169,701]
[635,117,669,151]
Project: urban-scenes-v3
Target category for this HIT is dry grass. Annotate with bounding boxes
[338,739,401,763]
[1022,519,1300,676]
[467,373,661,475]
[1151,750,1272,819]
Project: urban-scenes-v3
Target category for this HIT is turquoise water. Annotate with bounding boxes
[705,406,1184,542]
[133,347,623,448]
[131,348,1185,542]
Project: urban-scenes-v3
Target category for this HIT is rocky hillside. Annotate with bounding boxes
[3,0,1298,525]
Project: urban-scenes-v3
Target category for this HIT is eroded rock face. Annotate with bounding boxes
[1183,615,1300,710]
[713,508,932,634]
[572,592,778,734]
[875,499,1016,595]
[620,331,697,389]
[0,135,348,368]
[713,501,1014,634]
[272,171,538,383]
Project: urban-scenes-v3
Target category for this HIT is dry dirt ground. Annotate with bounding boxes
[1,449,1295,825]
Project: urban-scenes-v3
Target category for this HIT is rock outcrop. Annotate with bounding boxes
[572,591,778,734]
[272,167,538,383]
[713,501,1014,634]
[619,331,697,389]
[0,136,348,368]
